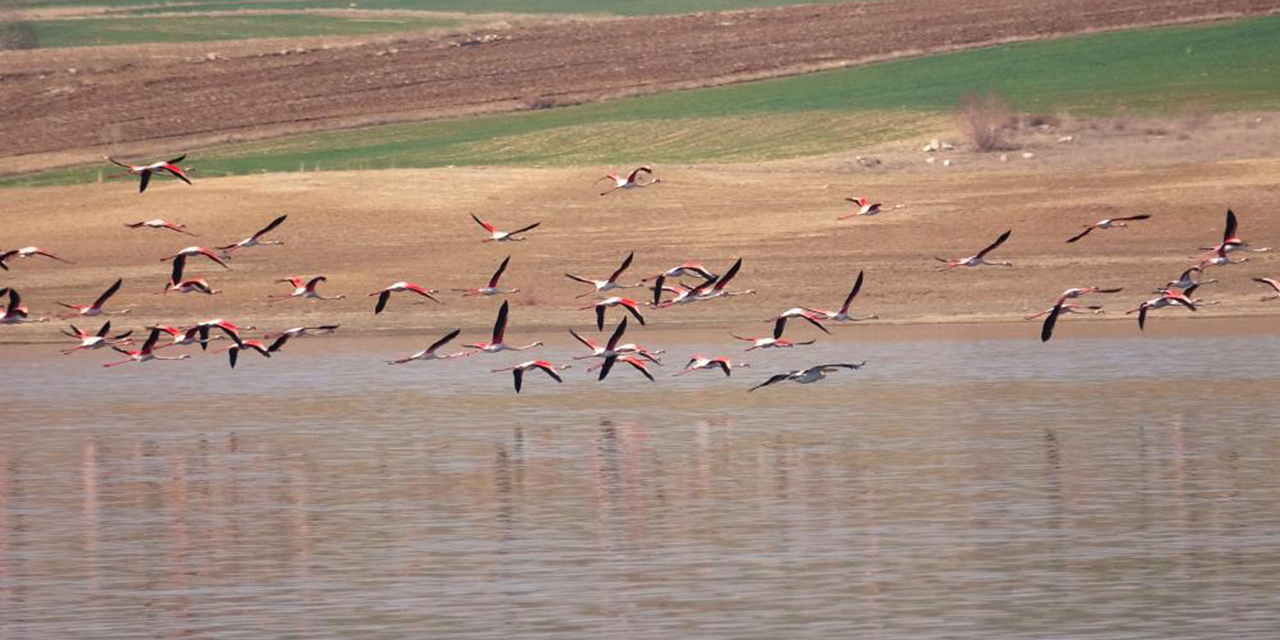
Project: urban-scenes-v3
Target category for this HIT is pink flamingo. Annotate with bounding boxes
[674,356,747,378]
[471,214,540,242]
[568,320,662,365]
[270,276,344,302]
[731,317,816,351]
[463,301,543,354]
[0,247,73,270]
[218,214,287,258]
[565,251,641,298]
[597,166,660,196]
[106,155,191,193]
[57,278,129,318]
[264,325,340,340]
[371,282,441,314]
[642,262,717,283]
[125,219,197,235]
[1066,214,1151,243]
[491,360,571,393]
[220,334,290,369]
[1127,289,1196,330]
[936,230,1012,271]
[387,328,466,364]
[103,328,193,367]
[453,256,520,297]
[582,296,645,330]
[592,354,655,382]
[1253,277,1280,301]
[0,289,45,324]
[163,255,220,295]
[161,246,230,269]
[60,321,132,355]
[803,270,877,323]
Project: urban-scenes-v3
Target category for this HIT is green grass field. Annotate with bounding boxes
[28,13,457,47]
[7,14,1280,187]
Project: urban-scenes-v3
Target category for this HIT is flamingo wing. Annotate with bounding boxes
[568,329,597,350]
[772,316,787,340]
[512,368,524,393]
[305,276,327,290]
[535,362,563,383]
[267,334,291,353]
[749,373,790,392]
[841,270,864,312]
[96,321,112,338]
[428,328,461,353]
[509,222,541,236]
[1040,302,1062,342]
[471,214,495,233]
[141,327,162,353]
[374,290,391,314]
[489,256,511,288]
[253,214,288,239]
[93,278,123,308]
[608,251,634,283]
[606,317,629,351]
[1115,214,1151,222]
[626,166,653,182]
[625,358,654,381]
[595,305,606,331]
[1065,227,1094,243]
[1223,209,1238,244]
[1138,304,1148,330]
[623,303,645,326]
[598,355,617,381]
[138,170,152,193]
[975,230,1012,258]
[492,301,509,343]
[715,258,743,290]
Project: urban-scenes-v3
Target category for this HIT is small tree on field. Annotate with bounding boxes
[958,91,1015,152]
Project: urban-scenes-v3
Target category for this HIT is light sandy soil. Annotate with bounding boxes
[2,114,1278,346]
[4,0,1280,173]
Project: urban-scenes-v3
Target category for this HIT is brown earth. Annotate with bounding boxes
[2,114,1278,347]
[4,0,1280,174]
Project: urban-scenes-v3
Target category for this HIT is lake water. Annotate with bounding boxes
[2,333,1279,639]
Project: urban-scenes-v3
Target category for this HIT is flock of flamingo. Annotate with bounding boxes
[3,156,1276,393]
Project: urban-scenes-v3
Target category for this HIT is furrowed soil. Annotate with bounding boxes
[3,0,1280,173]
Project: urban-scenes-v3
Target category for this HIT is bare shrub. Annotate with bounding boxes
[958,92,1016,152]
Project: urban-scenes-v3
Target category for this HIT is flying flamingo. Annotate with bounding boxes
[935,230,1013,271]
[568,321,663,365]
[674,356,748,378]
[125,219,197,235]
[1127,289,1196,330]
[1198,244,1248,269]
[650,275,718,308]
[731,317,817,351]
[387,328,467,364]
[221,334,290,369]
[1052,286,1124,304]
[593,354,655,382]
[696,258,754,301]
[1255,277,1280,301]
[193,319,251,350]
[151,324,225,349]
[161,246,230,269]
[218,214,288,258]
[0,247,73,270]
[1164,267,1216,291]
[463,301,543,354]
[57,278,129,318]
[803,270,878,323]
[269,276,344,302]
[60,321,133,355]
[1198,209,1271,254]
[163,255,220,295]
[471,214,540,242]
[264,325,340,340]
[582,296,645,330]
[106,155,191,193]
[749,362,866,392]
[641,262,717,283]
[766,308,830,334]
[597,166,660,196]
[840,196,882,218]
[492,360,571,393]
[0,289,45,324]
[453,256,520,297]
[103,328,193,367]
[371,282,441,314]
[1065,215,1151,243]
[565,251,641,298]
[1034,302,1106,342]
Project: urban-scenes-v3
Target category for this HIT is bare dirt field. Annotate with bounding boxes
[4,0,1280,173]
[3,115,1278,346]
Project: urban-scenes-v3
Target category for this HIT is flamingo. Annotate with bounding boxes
[803,270,878,323]
[731,317,816,351]
[642,262,717,283]
[106,155,191,193]
[125,219,197,235]
[222,334,290,369]
[1198,244,1248,269]
[103,328,192,367]
[60,321,133,355]
[766,308,830,334]
[471,214,540,242]
[1052,286,1124,304]
[593,354,655,382]
[162,255,221,295]
[749,362,866,392]
[936,230,1013,271]
[0,247,73,270]
[0,289,45,324]
[650,275,718,308]
[151,324,224,349]
[264,325,340,340]
[161,246,230,269]
[582,296,645,330]
[387,328,466,364]
[193,319,251,350]
[1164,267,1216,291]
[1065,215,1151,243]
[565,251,641,298]
[492,360,571,393]
[597,166,659,196]
[371,282,441,314]
[1035,302,1106,343]
[674,356,747,378]
[463,301,543,354]
[697,258,754,301]
[1254,277,1280,301]
[453,256,519,297]
[839,196,882,219]
[1127,289,1196,330]
[218,214,287,258]
[1198,209,1271,254]
[57,278,129,318]
[270,276,344,302]
[568,321,663,365]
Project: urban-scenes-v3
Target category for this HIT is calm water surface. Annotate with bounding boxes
[2,334,1279,639]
